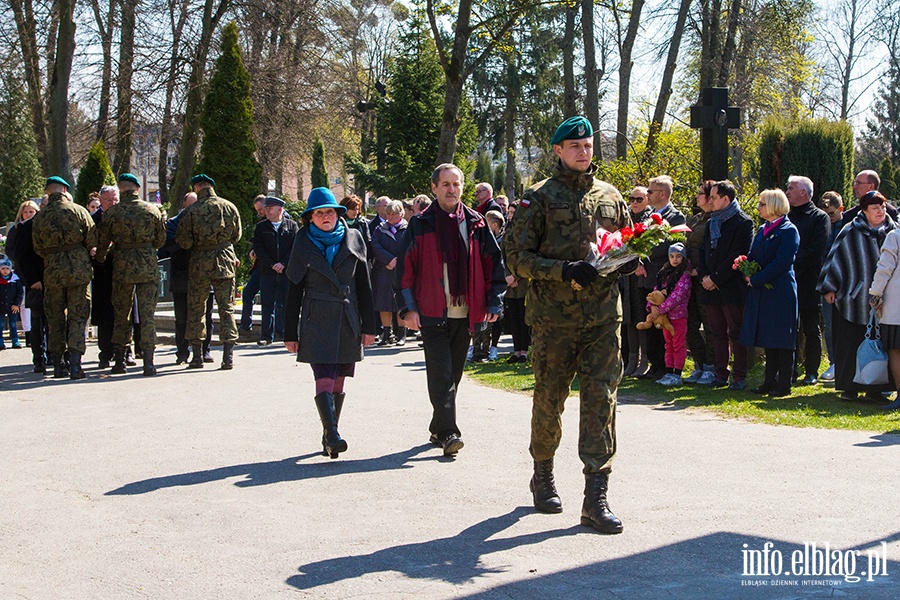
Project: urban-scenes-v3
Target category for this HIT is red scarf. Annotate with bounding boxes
[433,202,468,305]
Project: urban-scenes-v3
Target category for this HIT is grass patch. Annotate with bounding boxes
[466,358,900,434]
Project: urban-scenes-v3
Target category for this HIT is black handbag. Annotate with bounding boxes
[25,287,43,311]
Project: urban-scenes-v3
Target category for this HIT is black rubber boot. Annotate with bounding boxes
[111,347,127,374]
[52,353,69,378]
[530,459,563,513]
[314,392,347,459]
[322,392,346,456]
[142,348,157,376]
[69,353,86,380]
[581,470,623,534]
[220,342,234,370]
[187,344,204,369]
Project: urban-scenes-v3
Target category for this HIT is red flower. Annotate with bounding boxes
[620,226,634,242]
[634,222,646,235]
[650,213,663,225]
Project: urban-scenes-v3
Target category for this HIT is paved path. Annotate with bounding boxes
[1,340,898,599]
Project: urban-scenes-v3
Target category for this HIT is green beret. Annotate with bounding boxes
[190,173,216,187]
[550,116,593,145]
[45,175,71,189]
[118,172,140,186]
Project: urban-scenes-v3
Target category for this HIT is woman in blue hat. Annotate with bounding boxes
[283,188,376,458]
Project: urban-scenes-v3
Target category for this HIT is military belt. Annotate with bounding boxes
[42,243,82,254]
[195,241,233,251]
[115,242,154,249]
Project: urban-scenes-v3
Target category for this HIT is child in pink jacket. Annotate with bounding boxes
[648,243,692,385]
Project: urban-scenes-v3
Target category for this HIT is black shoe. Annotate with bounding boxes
[530,459,563,514]
[581,471,623,534]
[798,375,818,386]
[203,351,214,363]
[175,353,189,366]
[864,391,887,403]
[187,344,204,369]
[710,378,729,388]
[429,433,442,447]
[33,363,47,374]
[751,386,772,395]
[727,380,746,391]
[769,388,791,398]
[440,433,464,456]
[98,358,110,369]
[110,348,127,374]
[257,339,271,346]
[839,391,858,402]
[221,343,234,370]
[69,354,86,380]
[142,348,157,376]
[314,392,347,459]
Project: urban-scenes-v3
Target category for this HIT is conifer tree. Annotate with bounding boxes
[197,21,262,231]
[880,157,897,200]
[74,140,115,207]
[311,135,328,190]
[0,72,43,221]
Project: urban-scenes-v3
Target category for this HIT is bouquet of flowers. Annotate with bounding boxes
[586,213,691,279]
[733,255,772,289]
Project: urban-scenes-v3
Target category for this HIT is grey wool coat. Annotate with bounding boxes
[283,224,376,364]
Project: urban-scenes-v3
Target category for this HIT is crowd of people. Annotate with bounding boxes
[4,115,900,537]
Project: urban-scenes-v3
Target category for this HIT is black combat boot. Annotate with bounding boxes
[69,353,86,380]
[530,458,563,513]
[314,392,347,459]
[187,344,204,369]
[581,470,623,534]
[220,343,234,370]
[142,348,157,376]
[111,347,127,374]
[322,392,346,456]
[52,353,69,378]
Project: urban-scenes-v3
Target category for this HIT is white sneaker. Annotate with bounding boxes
[820,364,835,381]
[684,369,704,383]
[662,375,683,386]
[697,371,717,385]
[488,346,499,361]
[466,346,474,362]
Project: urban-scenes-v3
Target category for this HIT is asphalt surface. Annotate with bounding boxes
[1,336,899,599]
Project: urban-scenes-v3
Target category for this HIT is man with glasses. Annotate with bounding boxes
[841,170,898,227]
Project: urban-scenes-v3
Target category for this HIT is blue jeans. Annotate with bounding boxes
[259,274,288,342]
[239,269,260,331]
[0,312,20,347]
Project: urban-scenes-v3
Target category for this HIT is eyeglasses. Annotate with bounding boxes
[630,197,645,202]
[757,202,766,208]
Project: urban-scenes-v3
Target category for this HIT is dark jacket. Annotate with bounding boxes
[698,210,754,305]
[739,218,800,349]
[90,208,114,325]
[395,203,505,332]
[283,225,375,364]
[252,218,300,277]
[10,218,43,312]
[159,211,190,293]
[0,272,25,313]
[370,219,407,312]
[787,201,830,308]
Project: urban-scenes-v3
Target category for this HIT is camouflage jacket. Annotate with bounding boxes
[32,193,98,287]
[174,187,242,279]
[95,191,166,283]
[504,162,631,328]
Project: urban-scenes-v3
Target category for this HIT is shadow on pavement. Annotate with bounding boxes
[854,432,900,447]
[104,444,438,495]
[286,526,900,599]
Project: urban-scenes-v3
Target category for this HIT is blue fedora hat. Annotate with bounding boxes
[302,188,346,217]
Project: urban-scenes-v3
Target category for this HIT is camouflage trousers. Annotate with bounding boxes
[112,279,159,350]
[530,321,622,473]
[186,276,237,344]
[44,283,91,356]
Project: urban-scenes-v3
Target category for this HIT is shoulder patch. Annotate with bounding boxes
[520,198,531,208]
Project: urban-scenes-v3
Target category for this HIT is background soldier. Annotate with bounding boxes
[94,173,166,376]
[175,174,242,370]
[32,176,97,380]
[505,116,633,534]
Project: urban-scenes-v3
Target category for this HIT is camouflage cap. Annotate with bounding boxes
[45,175,71,189]
[550,116,593,145]
[190,173,216,187]
[118,172,141,187]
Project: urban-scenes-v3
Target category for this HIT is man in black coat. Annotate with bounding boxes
[90,185,118,368]
[252,196,300,346]
[635,175,686,380]
[786,175,830,384]
[698,180,754,390]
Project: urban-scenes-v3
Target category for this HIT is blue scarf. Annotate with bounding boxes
[708,199,740,249]
[307,221,346,266]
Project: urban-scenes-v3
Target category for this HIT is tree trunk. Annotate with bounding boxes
[113,0,137,174]
[645,0,692,160]
[8,0,49,171]
[170,0,232,203]
[700,0,723,88]
[583,0,602,158]
[46,0,76,181]
[562,4,577,116]
[158,0,188,210]
[89,0,115,143]
[504,49,517,197]
[616,0,645,160]
[717,0,742,86]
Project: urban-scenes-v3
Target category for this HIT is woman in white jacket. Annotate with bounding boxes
[868,218,900,411]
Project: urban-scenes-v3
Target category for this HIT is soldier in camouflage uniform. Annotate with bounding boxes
[504,116,634,534]
[94,173,167,376]
[175,174,242,370]
[32,176,98,380]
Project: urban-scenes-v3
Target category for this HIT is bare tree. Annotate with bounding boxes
[46,0,76,180]
[88,0,116,143]
[7,0,49,171]
[817,0,879,120]
[613,0,645,160]
[113,0,138,174]
[561,3,577,117]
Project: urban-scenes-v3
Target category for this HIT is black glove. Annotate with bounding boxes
[562,260,599,287]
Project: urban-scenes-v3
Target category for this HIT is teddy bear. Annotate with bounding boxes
[635,289,675,334]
